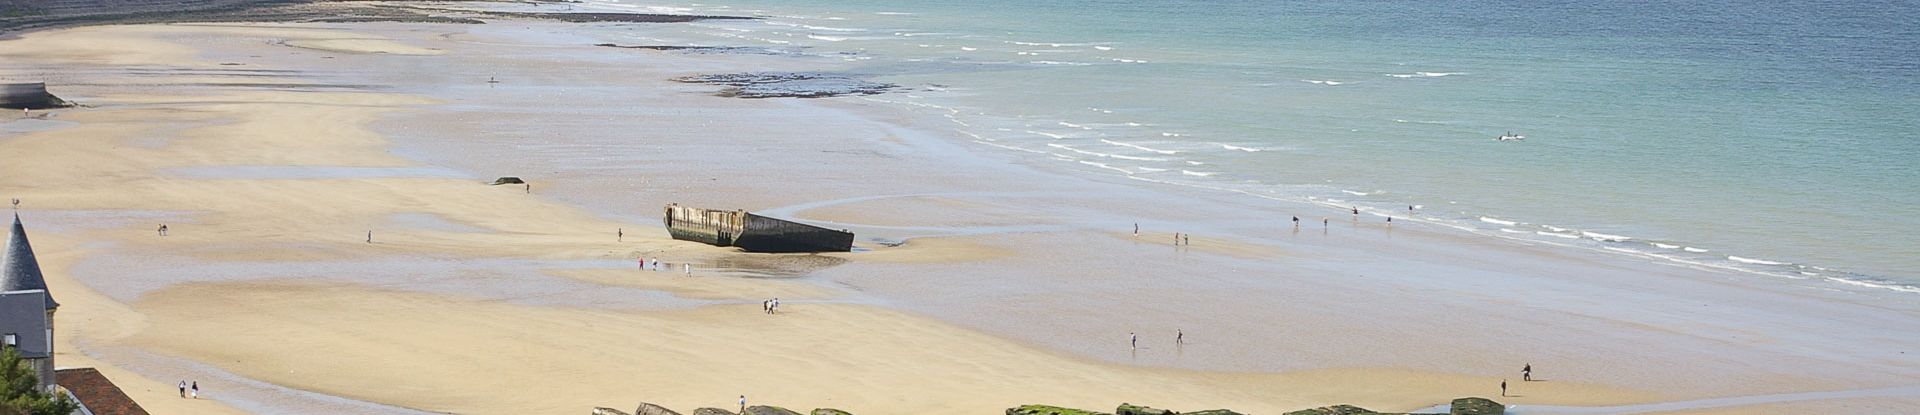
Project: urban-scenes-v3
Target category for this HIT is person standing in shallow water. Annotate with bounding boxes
[1523,363,1532,381]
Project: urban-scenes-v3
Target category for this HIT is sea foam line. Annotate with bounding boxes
[1099,139,1179,155]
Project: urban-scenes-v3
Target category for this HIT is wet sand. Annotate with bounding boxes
[2,11,1917,415]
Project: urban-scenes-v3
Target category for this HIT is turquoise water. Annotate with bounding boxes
[586,0,1920,289]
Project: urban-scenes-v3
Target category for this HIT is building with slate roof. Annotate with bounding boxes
[1,213,58,390]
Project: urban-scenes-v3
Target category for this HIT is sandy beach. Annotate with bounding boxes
[3,4,1918,415]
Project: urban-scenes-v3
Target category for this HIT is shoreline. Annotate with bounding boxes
[2,6,1917,415]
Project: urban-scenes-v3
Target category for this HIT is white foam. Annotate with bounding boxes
[1162,132,1187,137]
[1111,58,1148,63]
[875,11,915,15]
[1181,170,1218,177]
[1078,160,1132,174]
[1537,231,1580,239]
[807,34,847,42]
[1651,243,1680,249]
[1728,256,1787,266]
[1099,139,1180,154]
[1603,246,1643,254]
[1543,225,1572,232]
[1138,167,1169,172]
[1479,217,1518,226]
[1185,161,1206,165]
[1025,130,1068,139]
[1094,46,1114,51]
[1342,190,1371,196]
[1032,60,1093,66]
[1301,79,1345,86]
[1582,231,1632,242]
[1059,121,1092,130]
[1416,71,1465,77]
[959,46,978,51]
[1825,277,1920,294]
[1683,247,1710,253]
[1500,228,1528,234]
[1221,144,1262,152]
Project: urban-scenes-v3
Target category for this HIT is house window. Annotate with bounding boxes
[3,333,14,347]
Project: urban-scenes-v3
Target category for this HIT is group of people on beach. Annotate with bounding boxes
[156,224,169,236]
[1500,363,1536,397]
[1128,329,1186,350]
[762,297,781,314]
[177,380,200,399]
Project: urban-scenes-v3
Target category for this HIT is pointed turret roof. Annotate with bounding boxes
[1,213,56,309]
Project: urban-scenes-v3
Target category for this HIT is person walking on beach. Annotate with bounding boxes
[1292,216,1300,228]
[1130,332,1137,349]
[1351,207,1359,219]
[1176,329,1184,345]
[739,395,747,414]
[1500,379,1507,397]
[1523,363,1532,381]
[1182,234,1190,245]
[763,299,771,314]
[366,230,373,244]
[1387,217,1393,227]
[178,380,186,398]
[191,381,199,399]
[618,228,623,242]
[525,183,531,194]
[1133,223,1139,236]
[157,224,167,236]
[684,263,691,276]
[772,298,780,314]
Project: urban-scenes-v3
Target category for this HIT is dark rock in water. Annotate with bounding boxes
[1117,403,1177,415]
[634,402,684,415]
[673,72,894,99]
[491,177,525,185]
[594,408,634,415]
[692,408,737,415]
[743,406,802,415]
[1448,398,1503,415]
[1282,405,1383,415]
[810,409,853,415]
[1007,405,1113,415]
[476,11,753,23]
[596,43,779,55]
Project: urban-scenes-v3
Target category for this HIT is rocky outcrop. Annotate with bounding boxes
[1007,405,1113,415]
[1117,403,1177,415]
[634,402,684,415]
[596,397,1498,415]
[743,406,802,415]
[1447,398,1503,415]
[672,72,894,99]
[1283,405,1385,415]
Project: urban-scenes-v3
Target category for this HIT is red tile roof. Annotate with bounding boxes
[54,368,150,415]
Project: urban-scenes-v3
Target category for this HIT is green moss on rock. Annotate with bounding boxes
[1007,405,1114,415]
[810,409,853,415]
[1283,405,1384,415]
[1448,398,1503,415]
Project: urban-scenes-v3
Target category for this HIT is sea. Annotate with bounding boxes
[573,0,1920,292]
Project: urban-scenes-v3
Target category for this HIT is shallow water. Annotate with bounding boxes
[571,0,1920,292]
